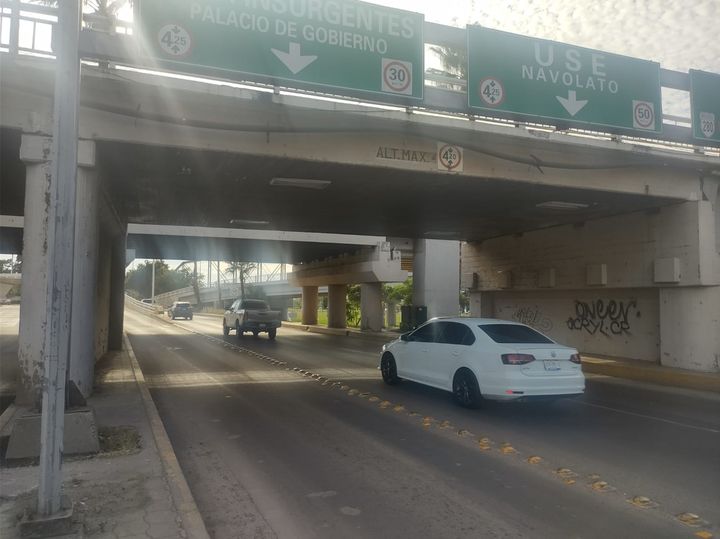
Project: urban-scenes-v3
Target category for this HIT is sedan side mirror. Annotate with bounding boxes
[400,333,410,342]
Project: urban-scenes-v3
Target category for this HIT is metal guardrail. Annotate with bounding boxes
[125,293,163,314]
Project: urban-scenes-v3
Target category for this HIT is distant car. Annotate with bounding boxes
[167,301,193,320]
[379,318,584,408]
[223,299,281,339]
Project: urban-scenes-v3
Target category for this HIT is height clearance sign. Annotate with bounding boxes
[467,27,662,134]
[136,0,424,102]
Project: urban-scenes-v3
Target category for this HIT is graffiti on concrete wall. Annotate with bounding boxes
[566,299,639,336]
[512,306,553,332]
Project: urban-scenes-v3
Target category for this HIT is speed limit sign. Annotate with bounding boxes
[382,58,413,95]
[632,100,655,130]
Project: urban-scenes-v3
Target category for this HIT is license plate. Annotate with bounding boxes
[543,360,561,371]
[260,324,266,328]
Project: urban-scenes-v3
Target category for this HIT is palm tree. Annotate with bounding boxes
[225,262,257,300]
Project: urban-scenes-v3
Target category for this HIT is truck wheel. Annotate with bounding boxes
[268,328,277,340]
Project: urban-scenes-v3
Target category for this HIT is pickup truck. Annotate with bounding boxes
[223,299,281,339]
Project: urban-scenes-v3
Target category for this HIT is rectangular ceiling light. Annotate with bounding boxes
[270,177,331,190]
[229,218,270,226]
[535,201,590,210]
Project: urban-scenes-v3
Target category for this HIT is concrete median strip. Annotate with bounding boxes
[123,333,211,539]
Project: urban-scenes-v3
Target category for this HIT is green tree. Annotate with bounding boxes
[125,260,194,299]
[346,284,361,327]
[384,277,413,305]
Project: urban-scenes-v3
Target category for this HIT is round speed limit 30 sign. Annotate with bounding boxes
[381,58,413,95]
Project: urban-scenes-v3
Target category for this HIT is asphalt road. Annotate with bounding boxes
[125,310,720,539]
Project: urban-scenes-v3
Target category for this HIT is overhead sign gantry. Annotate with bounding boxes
[136,0,424,103]
[466,27,663,135]
[690,69,720,145]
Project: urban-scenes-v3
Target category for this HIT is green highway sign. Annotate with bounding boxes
[467,27,662,134]
[136,0,424,102]
[690,69,720,145]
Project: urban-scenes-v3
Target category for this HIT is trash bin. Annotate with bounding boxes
[412,305,428,328]
[400,305,413,332]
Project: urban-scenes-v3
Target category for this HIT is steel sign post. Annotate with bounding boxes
[136,0,424,102]
[690,69,720,146]
[38,0,81,517]
[467,27,663,135]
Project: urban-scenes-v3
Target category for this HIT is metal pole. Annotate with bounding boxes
[37,0,81,517]
[216,261,221,306]
[151,260,155,303]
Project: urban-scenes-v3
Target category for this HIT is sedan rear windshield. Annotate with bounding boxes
[242,300,269,310]
[479,324,553,344]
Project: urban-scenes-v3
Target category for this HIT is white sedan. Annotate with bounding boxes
[379,318,585,408]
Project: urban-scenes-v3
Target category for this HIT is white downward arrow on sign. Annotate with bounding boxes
[556,90,588,116]
[271,42,317,75]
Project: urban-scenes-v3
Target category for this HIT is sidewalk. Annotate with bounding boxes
[0,338,209,539]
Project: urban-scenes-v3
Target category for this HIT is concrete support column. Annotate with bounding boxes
[469,291,495,318]
[108,227,127,351]
[69,145,98,398]
[360,282,383,331]
[386,301,397,328]
[327,284,347,329]
[17,136,53,408]
[301,285,318,325]
[413,239,460,318]
[660,286,720,372]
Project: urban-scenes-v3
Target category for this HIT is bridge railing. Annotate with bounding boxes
[124,293,163,315]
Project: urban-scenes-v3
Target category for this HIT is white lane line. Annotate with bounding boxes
[576,400,720,434]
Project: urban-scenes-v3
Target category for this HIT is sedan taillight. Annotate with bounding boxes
[501,354,536,365]
[570,353,582,364]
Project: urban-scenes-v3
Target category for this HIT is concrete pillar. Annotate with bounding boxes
[94,239,111,360]
[301,285,318,325]
[69,145,98,398]
[469,291,495,318]
[360,282,383,331]
[413,239,460,318]
[108,227,127,351]
[327,284,347,329]
[16,136,53,408]
[660,286,720,372]
[386,301,397,328]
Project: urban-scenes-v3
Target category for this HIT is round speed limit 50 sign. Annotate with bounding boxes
[632,100,655,130]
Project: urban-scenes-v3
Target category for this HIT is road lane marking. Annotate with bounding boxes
[575,400,720,434]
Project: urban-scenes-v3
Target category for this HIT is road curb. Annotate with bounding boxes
[123,333,211,539]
